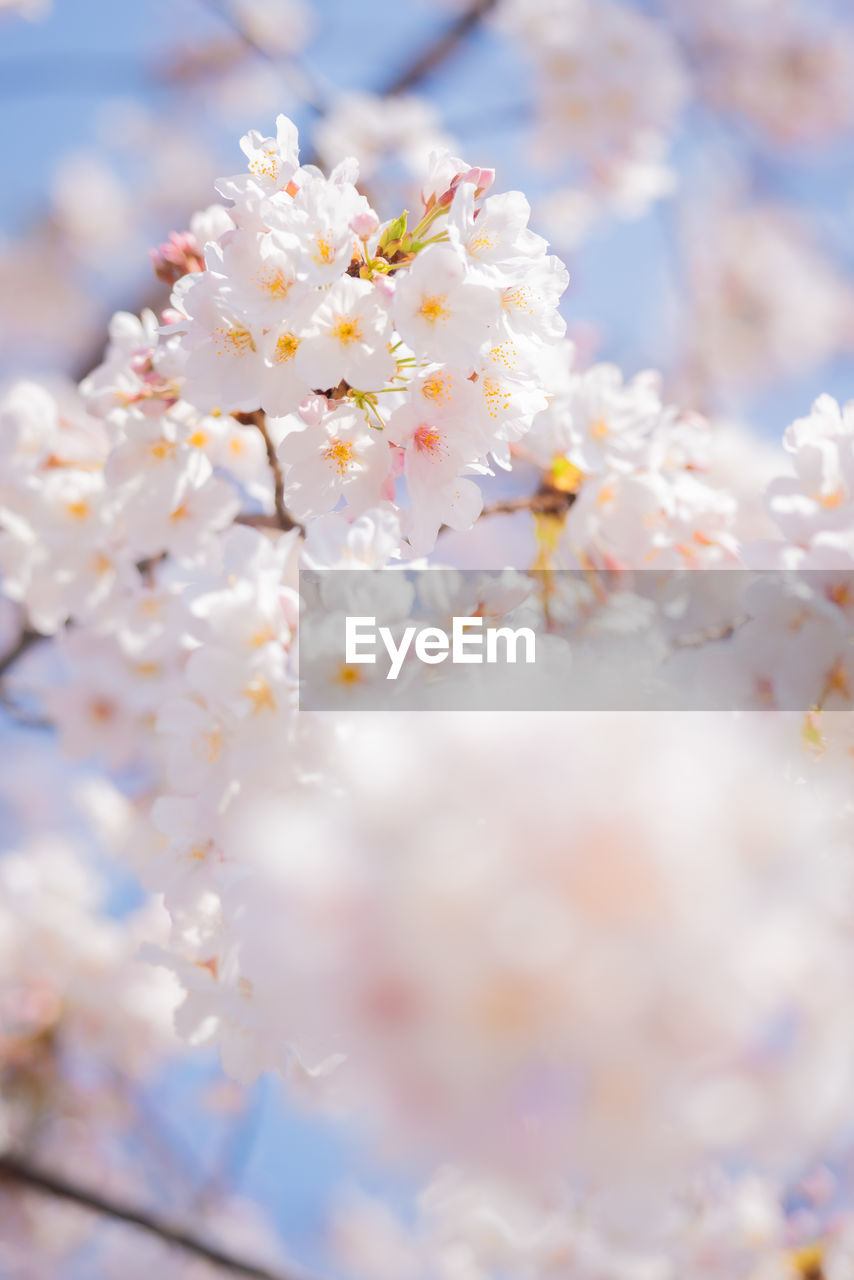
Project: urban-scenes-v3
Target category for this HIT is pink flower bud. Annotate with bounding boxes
[438,166,496,207]
[460,166,495,196]
[298,394,328,427]
[373,274,396,303]
[350,210,380,239]
[150,231,204,286]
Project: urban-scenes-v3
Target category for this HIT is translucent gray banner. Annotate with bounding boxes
[298,568,854,711]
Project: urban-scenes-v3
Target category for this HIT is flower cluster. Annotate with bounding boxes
[165,115,568,551]
[525,348,739,570]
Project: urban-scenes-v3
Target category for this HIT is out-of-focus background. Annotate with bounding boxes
[4,0,854,429]
[3,0,854,1273]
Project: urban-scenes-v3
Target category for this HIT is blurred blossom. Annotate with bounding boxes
[227,0,314,55]
[669,0,854,147]
[0,230,101,372]
[495,0,688,168]
[315,91,455,182]
[679,202,854,400]
[51,151,133,263]
[0,0,50,16]
[538,133,677,252]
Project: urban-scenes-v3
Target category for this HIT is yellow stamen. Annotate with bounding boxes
[198,728,223,762]
[331,316,362,345]
[274,332,300,363]
[470,228,496,253]
[262,268,291,298]
[421,371,453,406]
[313,236,335,265]
[244,676,276,714]
[322,439,355,475]
[418,294,450,323]
[250,148,280,183]
[214,325,255,357]
[414,425,445,458]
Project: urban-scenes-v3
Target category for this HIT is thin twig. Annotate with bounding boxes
[0,1155,305,1280]
[235,412,304,535]
[235,512,284,530]
[69,0,498,385]
[480,488,577,520]
[0,627,41,680]
[0,696,51,731]
[190,0,328,111]
[382,0,499,95]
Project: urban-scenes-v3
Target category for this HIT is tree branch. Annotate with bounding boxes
[235,412,304,535]
[0,626,42,680]
[0,1154,307,1280]
[235,512,284,530]
[480,487,577,520]
[67,0,498,390]
[382,0,498,96]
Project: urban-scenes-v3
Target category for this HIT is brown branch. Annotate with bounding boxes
[382,0,499,96]
[0,627,42,680]
[235,512,284,530]
[0,1154,306,1280]
[480,487,577,520]
[69,0,498,384]
[235,412,304,535]
[0,695,51,731]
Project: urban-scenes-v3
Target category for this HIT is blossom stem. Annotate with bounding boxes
[359,238,375,278]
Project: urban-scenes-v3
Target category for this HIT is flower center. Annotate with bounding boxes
[470,228,496,254]
[250,147,280,182]
[481,375,511,419]
[418,294,450,323]
[262,268,292,298]
[275,333,300,363]
[503,285,534,314]
[422,372,452,406]
[414,425,445,458]
[331,316,362,345]
[817,485,846,509]
[214,325,255,356]
[314,235,335,265]
[323,438,356,475]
